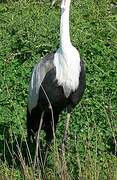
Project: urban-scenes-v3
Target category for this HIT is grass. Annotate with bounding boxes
[0,0,117,179]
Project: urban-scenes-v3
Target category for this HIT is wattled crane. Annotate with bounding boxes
[27,0,86,162]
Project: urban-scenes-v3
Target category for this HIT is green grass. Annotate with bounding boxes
[0,0,117,179]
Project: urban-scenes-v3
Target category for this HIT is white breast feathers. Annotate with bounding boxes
[54,46,81,97]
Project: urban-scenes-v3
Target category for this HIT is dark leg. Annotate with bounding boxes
[27,108,33,144]
[27,107,43,143]
[43,109,59,145]
[43,109,60,167]
[27,107,44,168]
[33,112,44,171]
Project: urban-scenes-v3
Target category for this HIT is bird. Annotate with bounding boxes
[27,0,86,159]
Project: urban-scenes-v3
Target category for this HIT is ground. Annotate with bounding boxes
[0,0,117,179]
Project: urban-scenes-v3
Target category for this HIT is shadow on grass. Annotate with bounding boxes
[0,121,48,173]
[0,122,37,168]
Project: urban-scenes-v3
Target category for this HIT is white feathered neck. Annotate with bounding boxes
[54,0,81,97]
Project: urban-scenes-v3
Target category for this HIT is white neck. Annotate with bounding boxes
[54,0,81,98]
[60,0,71,49]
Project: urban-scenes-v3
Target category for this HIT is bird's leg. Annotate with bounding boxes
[43,143,50,168]
[33,112,44,171]
[43,121,57,168]
[61,113,71,152]
[43,109,59,168]
[43,123,54,168]
[61,113,71,178]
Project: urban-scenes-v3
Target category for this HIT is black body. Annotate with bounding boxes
[27,53,86,145]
